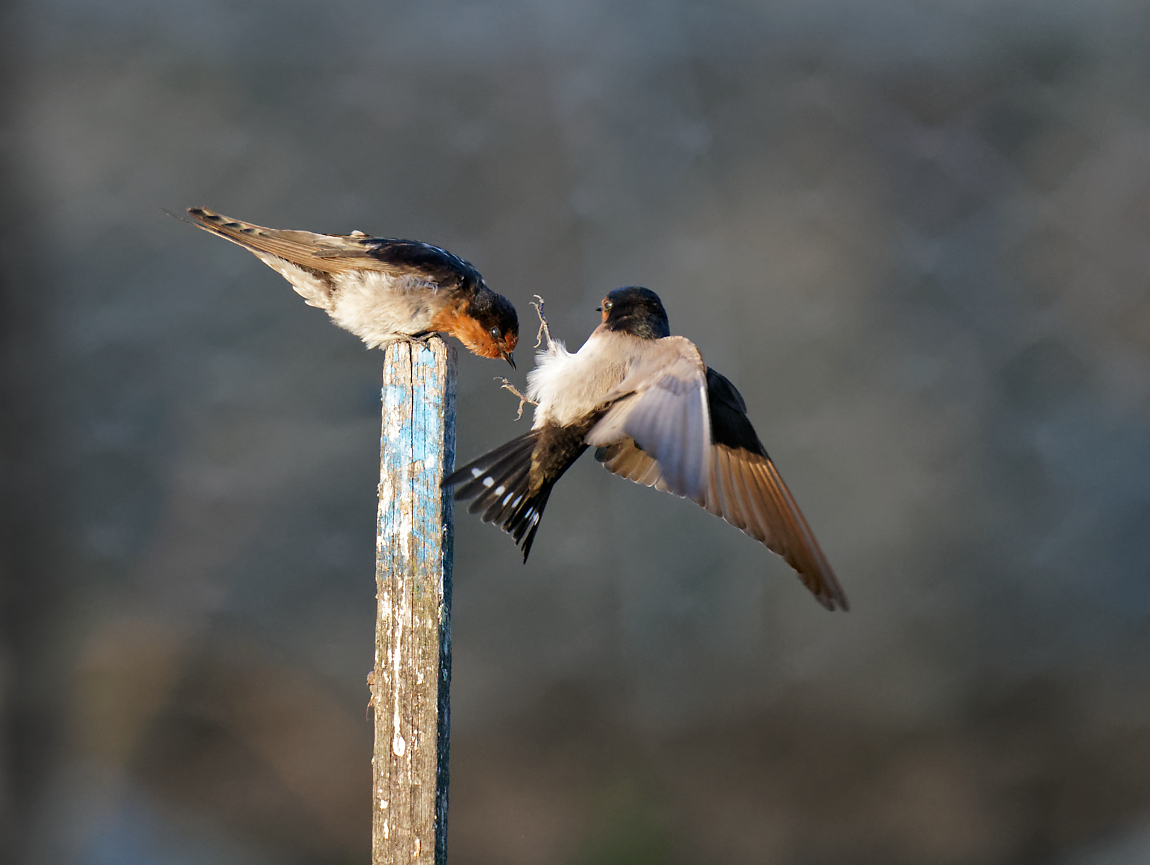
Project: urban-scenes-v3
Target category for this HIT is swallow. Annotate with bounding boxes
[186,207,518,366]
[443,287,847,610]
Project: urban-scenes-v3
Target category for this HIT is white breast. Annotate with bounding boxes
[527,329,639,428]
[327,271,439,348]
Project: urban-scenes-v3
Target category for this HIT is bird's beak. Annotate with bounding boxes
[503,350,516,370]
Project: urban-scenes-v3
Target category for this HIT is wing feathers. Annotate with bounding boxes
[725,447,847,610]
[187,208,367,273]
[187,207,460,280]
[595,388,847,610]
[589,355,711,501]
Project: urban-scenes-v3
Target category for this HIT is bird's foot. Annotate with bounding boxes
[530,295,553,349]
[496,377,537,420]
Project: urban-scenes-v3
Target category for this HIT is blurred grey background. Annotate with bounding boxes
[3,1,1150,863]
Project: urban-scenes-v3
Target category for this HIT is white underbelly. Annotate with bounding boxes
[328,271,439,348]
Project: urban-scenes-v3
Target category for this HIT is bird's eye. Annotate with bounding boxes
[489,327,500,339]
[603,300,613,311]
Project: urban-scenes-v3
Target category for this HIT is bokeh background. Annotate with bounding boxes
[4,1,1150,863]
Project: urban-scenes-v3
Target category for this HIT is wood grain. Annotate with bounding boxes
[371,337,456,865]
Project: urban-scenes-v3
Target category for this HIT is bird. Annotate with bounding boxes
[185,207,519,366]
[443,287,848,611]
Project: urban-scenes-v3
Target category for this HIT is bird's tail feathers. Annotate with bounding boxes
[444,431,554,561]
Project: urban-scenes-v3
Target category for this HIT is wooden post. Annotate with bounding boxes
[370,337,456,865]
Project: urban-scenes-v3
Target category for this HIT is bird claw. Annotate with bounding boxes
[494,295,547,419]
[530,295,553,349]
[495,377,537,420]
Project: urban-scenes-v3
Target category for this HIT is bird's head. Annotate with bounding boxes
[598,286,670,339]
[460,289,519,368]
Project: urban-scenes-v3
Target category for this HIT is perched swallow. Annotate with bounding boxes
[444,287,847,610]
[186,207,518,366]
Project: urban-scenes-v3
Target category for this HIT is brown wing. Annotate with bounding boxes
[586,341,711,501]
[711,444,846,610]
[188,207,486,293]
[595,366,848,611]
[186,208,392,274]
[597,439,846,610]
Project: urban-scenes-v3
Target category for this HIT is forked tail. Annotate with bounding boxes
[443,424,589,561]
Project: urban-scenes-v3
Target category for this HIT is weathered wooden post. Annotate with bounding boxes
[370,337,456,864]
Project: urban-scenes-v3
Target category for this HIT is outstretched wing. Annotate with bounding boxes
[596,368,848,611]
[585,338,711,502]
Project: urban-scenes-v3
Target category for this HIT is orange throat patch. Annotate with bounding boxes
[430,305,507,359]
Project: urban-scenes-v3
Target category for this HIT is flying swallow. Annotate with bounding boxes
[444,287,847,610]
